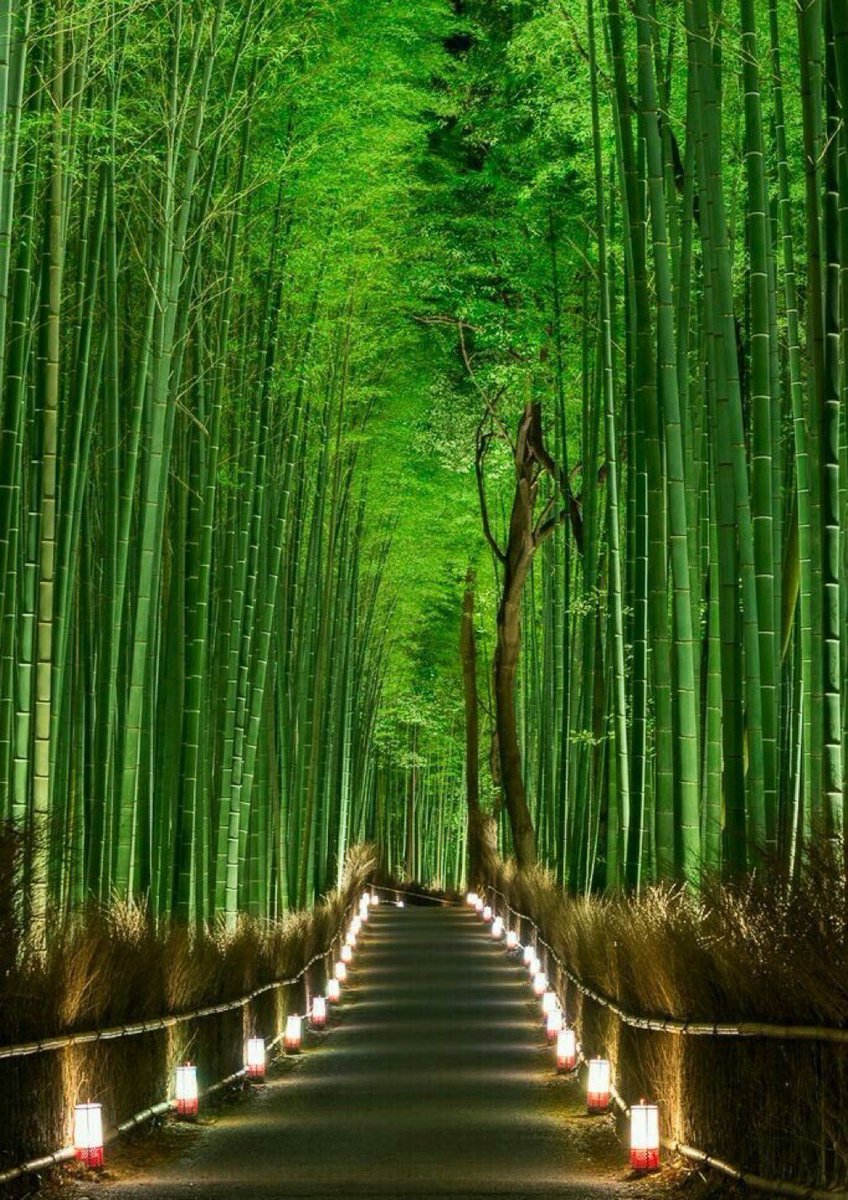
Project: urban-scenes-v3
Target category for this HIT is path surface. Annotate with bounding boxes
[89,905,646,1199]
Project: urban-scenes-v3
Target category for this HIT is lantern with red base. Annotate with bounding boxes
[351,915,362,936]
[546,1007,563,1043]
[556,1028,577,1073]
[334,960,347,983]
[284,1014,302,1054]
[245,1038,266,1080]
[359,899,370,922]
[474,896,484,913]
[491,916,504,939]
[528,955,541,978]
[74,1103,104,1168]
[341,943,353,964]
[532,971,547,997]
[311,995,327,1029]
[175,1063,199,1117]
[630,1102,660,1171]
[327,977,341,1002]
[466,891,478,907]
[586,1058,611,1113]
[506,929,519,951]
[345,929,357,948]
[541,989,558,1016]
[522,944,534,966]
[482,904,492,922]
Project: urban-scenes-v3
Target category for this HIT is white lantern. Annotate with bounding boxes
[528,955,541,977]
[556,1027,577,1073]
[284,1014,302,1054]
[351,915,362,936]
[311,995,327,1030]
[245,1037,266,1080]
[334,960,347,982]
[630,1102,660,1170]
[327,977,341,1002]
[395,900,405,908]
[522,944,535,966]
[506,930,519,951]
[474,897,484,913]
[541,989,558,1016]
[466,891,478,907]
[73,1102,104,1168]
[361,891,371,906]
[491,916,504,939]
[346,930,357,948]
[587,1058,611,1113]
[546,1007,563,1042]
[481,904,493,922]
[359,899,370,922]
[175,1063,199,1117]
[370,892,380,905]
[532,971,547,997]
[341,943,353,964]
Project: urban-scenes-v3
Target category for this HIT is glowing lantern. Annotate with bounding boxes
[284,1014,302,1054]
[482,904,492,922]
[546,1007,563,1042]
[175,1063,199,1117]
[311,996,327,1030]
[370,892,380,905]
[395,900,405,908]
[556,1028,577,1073]
[506,930,519,951]
[245,1037,266,1080]
[466,892,478,907]
[334,960,347,983]
[532,971,547,997]
[361,891,371,906]
[541,990,558,1016]
[346,930,357,948]
[630,1102,660,1171]
[491,916,504,939]
[522,944,535,966]
[73,1103,104,1168]
[359,900,370,922]
[586,1058,611,1113]
[351,915,362,935]
[341,943,353,964]
[474,897,484,913]
[528,955,541,978]
[328,977,341,1002]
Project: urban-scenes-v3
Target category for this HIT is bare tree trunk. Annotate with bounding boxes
[461,569,487,884]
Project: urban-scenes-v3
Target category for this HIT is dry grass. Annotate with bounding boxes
[494,847,848,1191]
[0,830,375,1189]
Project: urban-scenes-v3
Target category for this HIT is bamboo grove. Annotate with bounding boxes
[425,0,848,895]
[0,0,456,937]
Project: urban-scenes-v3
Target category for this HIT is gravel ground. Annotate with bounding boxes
[71,905,695,1200]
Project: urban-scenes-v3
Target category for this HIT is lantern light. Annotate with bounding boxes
[311,995,327,1030]
[351,915,362,936]
[528,955,541,978]
[532,971,547,997]
[345,930,357,948]
[506,930,519,951]
[491,916,504,939]
[522,944,535,966]
[370,892,380,905]
[341,943,353,964]
[546,1007,563,1042]
[474,897,484,913]
[334,960,348,983]
[482,904,493,922]
[245,1037,266,1080]
[466,891,478,907]
[73,1103,104,1169]
[361,891,371,906]
[359,900,370,922]
[328,977,341,1002]
[630,1102,660,1171]
[587,1058,611,1113]
[556,1027,577,1073]
[175,1063,199,1117]
[284,1014,302,1054]
[395,900,405,908]
[542,990,558,1016]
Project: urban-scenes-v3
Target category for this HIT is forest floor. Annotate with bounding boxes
[58,906,740,1200]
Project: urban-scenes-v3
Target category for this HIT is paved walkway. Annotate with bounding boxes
[91,905,645,1199]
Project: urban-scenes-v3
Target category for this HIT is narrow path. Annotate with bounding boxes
[90,905,649,1199]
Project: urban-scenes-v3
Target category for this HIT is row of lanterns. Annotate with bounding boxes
[466,891,660,1174]
[74,890,381,1169]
